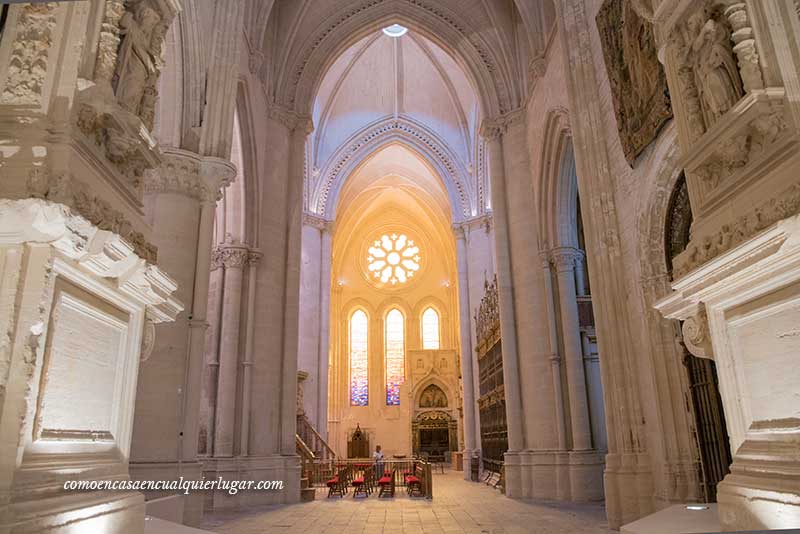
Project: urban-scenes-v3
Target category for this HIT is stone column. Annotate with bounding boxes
[454,224,477,479]
[574,252,587,297]
[541,253,568,451]
[317,224,333,437]
[280,119,312,455]
[132,149,233,525]
[213,240,249,457]
[240,250,261,456]
[553,247,592,451]
[482,133,525,455]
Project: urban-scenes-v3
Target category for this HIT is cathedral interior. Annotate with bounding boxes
[0,0,799,533]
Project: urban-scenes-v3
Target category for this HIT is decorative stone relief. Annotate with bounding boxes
[140,320,156,362]
[596,0,673,165]
[26,168,158,263]
[674,182,800,278]
[693,109,787,190]
[297,370,308,416]
[0,3,57,105]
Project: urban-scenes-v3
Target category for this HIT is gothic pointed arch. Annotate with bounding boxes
[311,118,472,220]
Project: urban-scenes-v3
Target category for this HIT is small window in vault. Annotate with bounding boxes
[382,24,408,37]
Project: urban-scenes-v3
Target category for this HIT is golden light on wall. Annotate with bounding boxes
[367,233,421,285]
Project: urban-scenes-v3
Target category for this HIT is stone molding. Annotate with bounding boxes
[26,168,158,263]
[142,148,237,202]
[479,108,526,140]
[268,104,314,134]
[0,198,183,323]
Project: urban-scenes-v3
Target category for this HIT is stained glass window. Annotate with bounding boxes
[385,309,405,405]
[422,307,440,349]
[350,310,368,406]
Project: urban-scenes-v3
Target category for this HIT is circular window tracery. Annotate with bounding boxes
[367,233,420,285]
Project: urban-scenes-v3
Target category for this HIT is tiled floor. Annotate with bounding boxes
[201,471,612,533]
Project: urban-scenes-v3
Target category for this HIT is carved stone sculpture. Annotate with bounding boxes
[688,11,743,125]
[113,3,161,119]
[596,0,672,164]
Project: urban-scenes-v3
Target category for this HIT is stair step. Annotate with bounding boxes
[300,487,316,502]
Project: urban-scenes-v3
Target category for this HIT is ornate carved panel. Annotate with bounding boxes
[597,0,672,164]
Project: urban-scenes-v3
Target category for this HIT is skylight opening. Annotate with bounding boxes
[382,24,408,37]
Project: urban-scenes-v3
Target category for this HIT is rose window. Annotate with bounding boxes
[367,233,421,285]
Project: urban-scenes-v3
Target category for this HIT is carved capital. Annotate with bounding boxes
[682,305,713,359]
[452,224,466,240]
[302,211,332,231]
[551,247,583,273]
[142,149,235,202]
[213,245,249,269]
[247,250,263,265]
[479,108,525,140]
[269,104,314,134]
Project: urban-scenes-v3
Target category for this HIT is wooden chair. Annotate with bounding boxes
[378,468,396,498]
[405,463,424,497]
[352,466,372,498]
[327,468,348,498]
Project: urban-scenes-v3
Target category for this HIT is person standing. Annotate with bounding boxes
[373,445,385,476]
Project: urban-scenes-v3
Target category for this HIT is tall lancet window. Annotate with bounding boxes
[350,310,369,406]
[421,307,440,349]
[385,309,405,405]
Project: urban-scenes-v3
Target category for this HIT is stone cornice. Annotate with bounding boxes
[0,198,183,323]
[268,104,314,134]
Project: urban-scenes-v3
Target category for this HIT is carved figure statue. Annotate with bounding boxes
[114,3,161,116]
[687,12,743,126]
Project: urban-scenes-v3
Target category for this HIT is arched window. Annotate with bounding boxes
[349,310,369,406]
[421,307,440,349]
[385,309,405,405]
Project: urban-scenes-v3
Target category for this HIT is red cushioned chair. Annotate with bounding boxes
[352,466,372,498]
[405,464,424,497]
[378,469,396,498]
[327,468,348,498]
